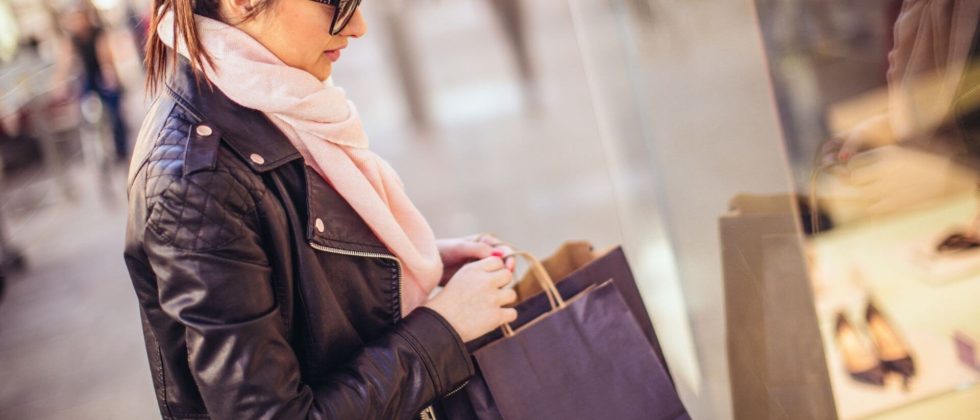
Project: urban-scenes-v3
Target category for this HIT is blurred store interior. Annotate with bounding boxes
[2,0,979,419]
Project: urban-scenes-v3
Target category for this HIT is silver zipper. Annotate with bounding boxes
[417,375,471,420]
[309,242,448,420]
[444,379,470,398]
[418,377,470,420]
[307,242,404,314]
[310,242,429,418]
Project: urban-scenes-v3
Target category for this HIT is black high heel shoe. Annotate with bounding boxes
[835,312,886,386]
[865,302,916,380]
[937,232,980,254]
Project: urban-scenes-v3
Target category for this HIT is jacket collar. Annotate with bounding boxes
[165,58,390,253]
[165,57,302,172]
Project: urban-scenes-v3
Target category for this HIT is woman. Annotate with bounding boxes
[123,1,519,419]
[825,0,980,216]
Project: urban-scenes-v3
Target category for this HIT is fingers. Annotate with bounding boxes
[468,233,517,271]
[461,258,512,290]
[474,233,510,251]
[499,308,518,324]
[475,256,506,271]
[472,233,502,246]
[494,245,517,271]
[496,288,518,306]
[458,241,495,259]
[846,149,882,171]
[489,269,513,288]
[839,135,864,161]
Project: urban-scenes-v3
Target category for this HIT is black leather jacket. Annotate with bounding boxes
[123,59,473,420]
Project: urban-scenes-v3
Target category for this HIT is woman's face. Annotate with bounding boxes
[227,0,367,81]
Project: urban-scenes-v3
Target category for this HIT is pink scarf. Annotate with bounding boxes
[158,12,442,317]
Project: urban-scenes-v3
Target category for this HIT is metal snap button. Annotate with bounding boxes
[249,153,266,165]
[315,218,325,233]
[195,125,213,137]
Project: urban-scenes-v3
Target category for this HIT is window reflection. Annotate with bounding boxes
[760,0,980,418]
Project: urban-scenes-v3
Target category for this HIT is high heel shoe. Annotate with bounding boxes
[937,232,980,254]
[835,312,886,386]
[865,302,916,379]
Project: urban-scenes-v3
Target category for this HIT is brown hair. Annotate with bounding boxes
[144,0,275,95]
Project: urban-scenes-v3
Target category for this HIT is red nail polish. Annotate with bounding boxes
[491,250,504,258]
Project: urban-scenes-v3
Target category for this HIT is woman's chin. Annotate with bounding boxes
[313,63,333,82]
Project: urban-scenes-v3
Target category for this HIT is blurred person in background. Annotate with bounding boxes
[125,0,521,418]
[824,0,980,218]
[0,36,45,169]
[57,2,130,163]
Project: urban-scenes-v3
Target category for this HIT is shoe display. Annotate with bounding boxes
[835,312,886,386]
[936,232,980,254]
[865,302,916,381]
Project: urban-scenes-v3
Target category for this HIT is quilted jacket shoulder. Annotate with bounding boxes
[137,101,265,253]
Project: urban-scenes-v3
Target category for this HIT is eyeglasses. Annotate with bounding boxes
[310,0,362,35]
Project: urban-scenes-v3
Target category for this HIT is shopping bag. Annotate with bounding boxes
[471,252,688,420]
[441,243,679,420]
[512,241,598,301]
[512,242,667,365]
[720,195,835,419]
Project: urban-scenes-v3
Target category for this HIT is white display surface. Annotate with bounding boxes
[810,193,980,419]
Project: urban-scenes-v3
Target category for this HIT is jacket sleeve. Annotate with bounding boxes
[142,168,473,420]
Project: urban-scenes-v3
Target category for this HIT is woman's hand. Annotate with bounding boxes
[844,146,977,215]
[437,233,516,287]
[837,114,895,161]
[424,256,518,342]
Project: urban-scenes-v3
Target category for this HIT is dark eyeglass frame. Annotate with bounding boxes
[310,0,363,35]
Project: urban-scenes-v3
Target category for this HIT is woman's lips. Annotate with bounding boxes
[324,49,342,62]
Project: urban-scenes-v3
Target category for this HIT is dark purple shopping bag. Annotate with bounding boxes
[442,250,688,420]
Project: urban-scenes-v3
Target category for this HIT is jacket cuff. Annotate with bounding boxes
[398,306,475,396]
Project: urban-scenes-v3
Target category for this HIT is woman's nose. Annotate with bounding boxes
[340,8,367,38]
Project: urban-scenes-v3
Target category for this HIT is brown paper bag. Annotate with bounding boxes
[720,194,836,419]
[513,241,598,301]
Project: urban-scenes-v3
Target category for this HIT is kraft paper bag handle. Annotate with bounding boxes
[500,251,566,337]
[515,241,598,301]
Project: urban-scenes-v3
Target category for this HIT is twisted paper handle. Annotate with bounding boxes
[500,251,566,337]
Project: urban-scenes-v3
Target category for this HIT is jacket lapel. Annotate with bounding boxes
[166,58,390,254]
